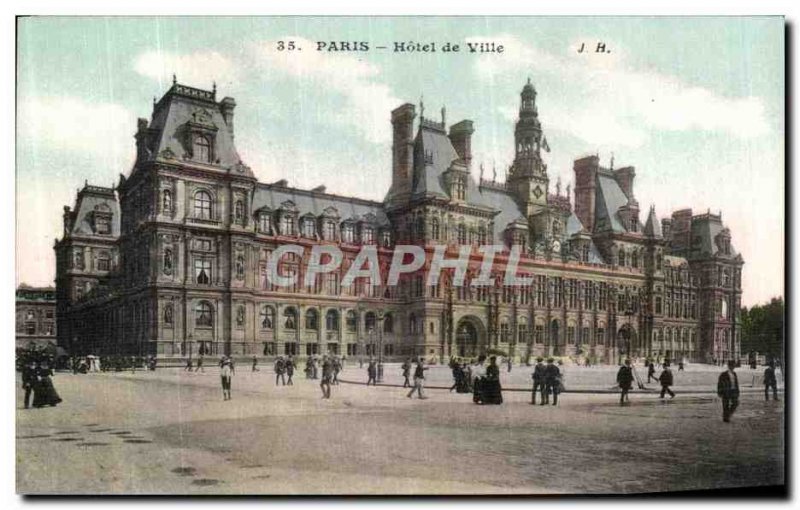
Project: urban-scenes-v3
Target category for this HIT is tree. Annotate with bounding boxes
[741,297,784,360]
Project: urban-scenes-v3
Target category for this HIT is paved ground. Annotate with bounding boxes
[16,365,784,495]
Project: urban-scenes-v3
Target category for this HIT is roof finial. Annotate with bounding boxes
[610,152,615,171]
[419,95,424,121]
[213,81,217,94]
[172,73,177,86]
[441,105,446,126]
[527,76,531,85]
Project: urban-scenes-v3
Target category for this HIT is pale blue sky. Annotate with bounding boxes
[16,16,784,306]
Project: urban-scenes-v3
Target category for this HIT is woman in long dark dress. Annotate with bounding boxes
[32,361,62,408]
[482,356,504,405]
[472,355,487,404]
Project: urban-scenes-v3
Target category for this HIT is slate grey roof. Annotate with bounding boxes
[411,124,458,199]
[70,186,120,237]
[644,206,663,238]
[690,216,737,258]
[473,186,524,244]
[595,173,629,233]
[566,212,606,264]
[253,185,390,226]
[149,84,243,170]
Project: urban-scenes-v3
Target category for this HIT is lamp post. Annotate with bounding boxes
[377,310,385,382]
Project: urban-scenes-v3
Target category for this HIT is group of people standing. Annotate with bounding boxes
[21,360,62,409]
[530,357,562,405]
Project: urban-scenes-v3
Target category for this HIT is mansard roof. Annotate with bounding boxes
[68,184,120,237]
[594,173,628,233]
[690,213,738,258]
[146,82,245,172]
[253,183,390,227]
[411,122,459,199]
[472,186,522,244]
[566,213,605,263]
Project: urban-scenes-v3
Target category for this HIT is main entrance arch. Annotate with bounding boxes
[454,316,486,358]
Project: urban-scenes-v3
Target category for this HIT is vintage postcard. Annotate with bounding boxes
[15,16,785,495]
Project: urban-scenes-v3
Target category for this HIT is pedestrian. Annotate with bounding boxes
[367,358,377,386]
[312,356,319,379]
[21,360,37,409]
[401,358,412,388]
[407,358,428,399]
[543,358,561,406]
[275,356,286,386]
[507,356,513,373]
[219,356,234,400]
[359,356,364,369]
[678,360,685,371]
[659,362,676,399]
[185,358,193,371]
[333,357,341,385]
[320,355,332,399]
[305,357,313,379]
[482,356,503,404]
[764,360,779,401]
[195,355,204,373]
[251,355,259,372]
[449,358,463,392]
[530,357,545,405]
[286,355,295,385]
[617,359,634,406]
[647,360,656,383]
[32,361,62,408]
[717,360,740,422]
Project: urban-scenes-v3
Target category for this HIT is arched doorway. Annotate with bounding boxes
[455,317,485,358]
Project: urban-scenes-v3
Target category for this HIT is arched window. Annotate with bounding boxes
[324,220,336,240]
[631,250,639,269]
[325,310,339,331]
[281,215,295,235]
[259,212,272,234]
[162,190,172,212]
[457,224,467,244]
[194,191,212,219]
[283,307,297,329]
[302,217,315,238]
[195,301,213,327]
[499,318,510,343]
[383,313,394,333]
[365,312,377,332]
[342,223,354,243]
[260,305,274,329]
[345,310,357,332]
[305,309,319,330]
[431,218,440,240]
[234,200,244,224]
[618,250,626,267]
[193,135,211,162]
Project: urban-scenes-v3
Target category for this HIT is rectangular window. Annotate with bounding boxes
[259,214,271,234]
[194,259,212,284]
[95,216,111,234]
[284,342,298,356]
[361,226,374,245]
[25,323,36,335]
[534,325,544,344]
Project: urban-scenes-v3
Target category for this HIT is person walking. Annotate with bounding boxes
[286,356,295,385]
[332,357,341,385]
[530,357,545,405]
[617,359,634,406]
[195,355,204,373]
[185,358,193,371]
[275,356,286,386]
[659,362,676,399]
[32,361,62,408]
[401,358,412,388]
[21,360,37,409]
[482,356,503,404]
[407,358,428,399]
[251,355,259,372]
[507,357,513,373]
[647,360,656,383]
[543,358,561,406]
[219,356,234,401]
[320,355,332,399]
[367,359,377,386]
[763,360,779,401]
[717,360,740,422]
[471,355,487,404]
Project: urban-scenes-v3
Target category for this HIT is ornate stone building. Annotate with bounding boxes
[55,79,744,364]
[16,285,57,349]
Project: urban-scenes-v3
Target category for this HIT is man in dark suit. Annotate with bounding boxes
[21,360,37,409]
[530,357,545,405]
[764,360,779,401]
[717,360,740,422]
[543,358,561,406]
[659,362,675,399]
[616,359,634,405]
[401,358,412,388]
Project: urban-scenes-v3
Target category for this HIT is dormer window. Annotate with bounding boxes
[281,214,295,236]
[342,222,355,243]
[323,220,336,240]
[92,204,112,235]
[453,176,467,200]
[301,217,315,238]
[193,135,211,162]
[361,225,374,244]
[381,231,392,248]
[258,211,272,234]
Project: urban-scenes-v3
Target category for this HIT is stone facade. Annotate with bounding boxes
[55,79,744,363]
[16,285,57,349]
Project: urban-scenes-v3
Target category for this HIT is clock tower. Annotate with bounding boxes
[508,78,550,217]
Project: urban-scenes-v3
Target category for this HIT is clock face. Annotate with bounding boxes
[552,240,561,252]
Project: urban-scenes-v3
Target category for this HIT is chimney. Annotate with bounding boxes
[390,103,416,202]
[661,218,672,240]
[220,96,236,138]
[613,166,636,199]
[573,155,600,232]
[448,120,474,166]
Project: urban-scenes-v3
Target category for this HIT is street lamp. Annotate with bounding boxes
[377,310,385,382]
